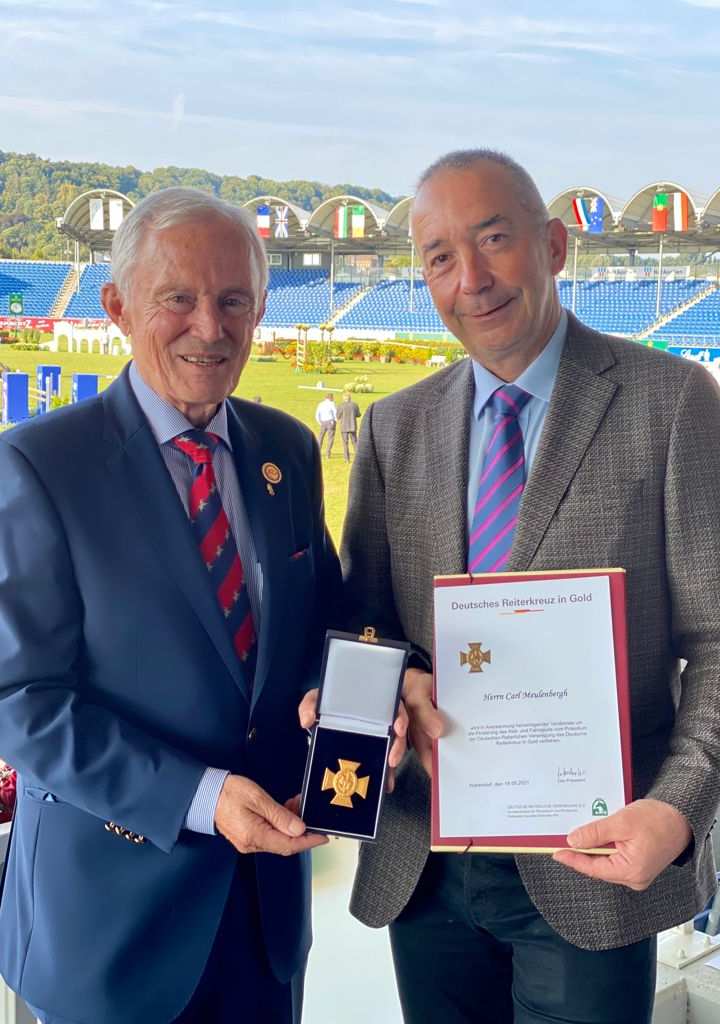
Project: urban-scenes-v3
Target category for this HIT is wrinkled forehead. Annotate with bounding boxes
[137,215,261,291]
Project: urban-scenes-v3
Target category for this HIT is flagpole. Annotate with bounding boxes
[571,235,579,314]
[329,238,335,318]
[656,234,664,320]
[409,238,415,313]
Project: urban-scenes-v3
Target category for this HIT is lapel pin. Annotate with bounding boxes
[261,462,282,496]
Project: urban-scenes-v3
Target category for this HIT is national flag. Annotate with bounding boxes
[89,197,104,231]
[672,191,689,232]
[108,198,124,230]
[588,196,605,233]
[351,205,365,238]
[571,197,590,231]
[652,193,669,232]
[256,204,271,239]
[334,206,349,239]
[274,206,289,239]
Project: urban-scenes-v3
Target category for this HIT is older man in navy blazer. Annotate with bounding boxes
[0,188,341,1023]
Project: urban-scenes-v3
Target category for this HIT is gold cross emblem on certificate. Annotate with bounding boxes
[321,759,370,808]
[460,642,492,673]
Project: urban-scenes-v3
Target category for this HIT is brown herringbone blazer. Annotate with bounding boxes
[341,313,720,950]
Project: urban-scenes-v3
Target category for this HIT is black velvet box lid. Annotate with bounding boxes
[300,630,409,840]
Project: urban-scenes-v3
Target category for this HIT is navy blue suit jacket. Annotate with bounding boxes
[0,366,340,1023]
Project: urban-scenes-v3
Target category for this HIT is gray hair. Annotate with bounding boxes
[417,149,549,228]
[111,187,268,300]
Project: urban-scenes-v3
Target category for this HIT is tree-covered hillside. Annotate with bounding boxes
[0,151,401,261]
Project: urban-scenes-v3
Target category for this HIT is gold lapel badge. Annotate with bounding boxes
[261,462,282,496]
[322,759,370,808]
[460,642,492,673]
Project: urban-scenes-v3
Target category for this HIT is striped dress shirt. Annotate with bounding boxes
[129,361,260,834]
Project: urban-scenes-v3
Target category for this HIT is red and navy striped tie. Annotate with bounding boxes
[468,385,531,574]
[173,431,256,667]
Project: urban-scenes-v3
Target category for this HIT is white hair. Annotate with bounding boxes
[111,187,268,299]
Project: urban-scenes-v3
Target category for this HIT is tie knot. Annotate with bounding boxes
[172,430,221,464]
[488,385,531,419]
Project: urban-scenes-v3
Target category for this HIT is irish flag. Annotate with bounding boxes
[334,206,349,239]
[351,205,365,238]
[652,194,669,232]
[672,191,689,231]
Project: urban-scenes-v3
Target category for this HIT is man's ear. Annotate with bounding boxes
[101,282,131,335]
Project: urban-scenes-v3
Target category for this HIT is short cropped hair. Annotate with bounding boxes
[111,187,268,301]
[417,149,548,228]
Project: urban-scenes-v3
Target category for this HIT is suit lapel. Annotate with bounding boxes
[509,315,619,571]
[102,371,250,699]
[424,361,475,575]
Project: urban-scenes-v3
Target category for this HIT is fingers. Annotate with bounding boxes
[215,775,328,856]
[298,688,319,730]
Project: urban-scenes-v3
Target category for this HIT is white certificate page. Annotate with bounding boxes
[433,574,626,840]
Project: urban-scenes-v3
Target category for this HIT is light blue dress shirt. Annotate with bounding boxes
[129,362,259,835]
[467,310,568,537]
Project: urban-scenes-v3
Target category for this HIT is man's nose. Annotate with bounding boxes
[459,252,493,293]
[190,298,223,342]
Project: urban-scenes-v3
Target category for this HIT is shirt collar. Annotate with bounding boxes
[471,308,567,419]
[128,360,232,449]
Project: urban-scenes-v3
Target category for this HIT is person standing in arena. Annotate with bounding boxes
[315,391,337,458]
[337,390,361,462]
[340,150,720,1024]
[0,187,342,1024]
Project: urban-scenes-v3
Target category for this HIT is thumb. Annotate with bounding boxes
[567,815,616,850]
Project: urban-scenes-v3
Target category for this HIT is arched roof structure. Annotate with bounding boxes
[702,187,720,227]
[308,195,390,237]
[57,189,135,255]
[385,197,414,238]
[547,187,621,232]
[620,182,701,231]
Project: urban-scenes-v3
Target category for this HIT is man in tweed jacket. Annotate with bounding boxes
[341,151,720,1023]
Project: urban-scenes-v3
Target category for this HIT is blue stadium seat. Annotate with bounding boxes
[65,264,113,318]
[0,260,72,316]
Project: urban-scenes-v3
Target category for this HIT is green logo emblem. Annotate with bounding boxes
[591,798,608,817]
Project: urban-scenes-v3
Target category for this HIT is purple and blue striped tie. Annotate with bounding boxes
[468,385,531,574]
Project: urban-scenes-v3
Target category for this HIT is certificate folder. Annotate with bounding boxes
[300,629,409,841]
[431,569,631,854]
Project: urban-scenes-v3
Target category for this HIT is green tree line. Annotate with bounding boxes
[0,150,401,261]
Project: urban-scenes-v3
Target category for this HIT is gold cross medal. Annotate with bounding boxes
[459,642,492,673]
[321,759,370,808]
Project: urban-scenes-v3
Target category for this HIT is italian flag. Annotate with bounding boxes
[652,194,668,232]
[351,205,365,238]
[334,206,349,239]
[672,191,689,231]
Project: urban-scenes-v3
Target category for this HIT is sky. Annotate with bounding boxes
[0,0,719,203]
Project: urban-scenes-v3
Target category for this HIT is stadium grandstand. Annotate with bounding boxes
[1,182,719,348]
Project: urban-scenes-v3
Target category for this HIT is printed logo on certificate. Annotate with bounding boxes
[431,569,632,854]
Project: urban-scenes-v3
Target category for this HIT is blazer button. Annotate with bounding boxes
[247,727,257,743]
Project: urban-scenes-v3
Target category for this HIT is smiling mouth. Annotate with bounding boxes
[180,355,227,366]
[464,298,514,319]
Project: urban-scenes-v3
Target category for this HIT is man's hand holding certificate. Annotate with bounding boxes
[430,569,633,854]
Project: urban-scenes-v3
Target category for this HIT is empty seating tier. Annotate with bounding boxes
[0,260,72,316]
